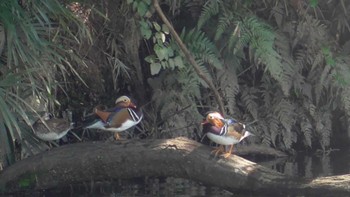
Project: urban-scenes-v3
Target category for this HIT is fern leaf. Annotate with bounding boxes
[315,111,332,150]
[315,65,331,105]
[269,116,280,147]
[197,0,221,29]
[215,12,235,41]
[239,17,291,95]
[274,99,297,149]
[241,87,258,120]
[341,87,350,117]
[217,66,239,115]
[180,28,223,69]
[301,119,313,147]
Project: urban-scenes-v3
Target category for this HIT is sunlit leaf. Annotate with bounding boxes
[153,22,161,31]
[150,62,162,75]
[162,24,169,34]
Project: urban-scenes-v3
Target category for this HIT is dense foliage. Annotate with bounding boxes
[1,0,350,166]
[128,0,350,152]
[0,0,90,164]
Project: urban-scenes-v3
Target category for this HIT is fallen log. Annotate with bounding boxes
[0,137,349,196]
[233,144,288,157]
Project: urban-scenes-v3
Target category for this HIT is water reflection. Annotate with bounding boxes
[20,177,236,197]
[255,149,349,178]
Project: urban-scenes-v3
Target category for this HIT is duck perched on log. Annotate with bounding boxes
[84,96,143,140]
[32,112,74,141]
[202,112,253,158]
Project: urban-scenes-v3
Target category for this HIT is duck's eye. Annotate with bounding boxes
[209,115,213,119]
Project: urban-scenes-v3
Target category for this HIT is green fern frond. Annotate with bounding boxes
[178,67,201,99]
[271,2,285,28]
[179,28,222,69]
[273,99,297,149]
[331,56,350,87]
[217,66,239,115]
[296,15,327,49]
[282,128,293,149]
[303,100,317,118]
[315,65,331,105]
[258,121,271,146]
[233,31,250,51]
[240,87,258,120]
[238,17,291,95]
[275,32,303,94]
[310,49,324,72]
[341,87,350,117]
[197,63,213,88]
[315,111,332,150]
[197,0,221,29]
[275,99,296,131]
[260,82,273,107]
[269,116,280,147]
[301,119,313,147]
[215,12,235,41]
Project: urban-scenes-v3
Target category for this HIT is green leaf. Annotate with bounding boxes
[137,1,148,16]
[326,57,335,66]
[144,0,151,5]
[153,22,161,31]
[309,0,318,8]
[168,58,175,68]
[174,56,184,68]
[142,28,152,39]
[140,20,152,39]
[155,32,166,43]
[133,1,138,10]
[167,47,174,57]
[154,44,169,61]
[145,55,156,63]
[150,62,161,75]
[127,0,134,4]
[162,24,169,34]
[161,61,169,68]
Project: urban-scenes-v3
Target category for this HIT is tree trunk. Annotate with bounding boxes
[0,137,349,196]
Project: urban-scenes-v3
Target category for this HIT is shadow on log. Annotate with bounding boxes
[0,137,349,196]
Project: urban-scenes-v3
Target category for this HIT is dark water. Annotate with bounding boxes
[258,149,348,178]
[4,149,350,197]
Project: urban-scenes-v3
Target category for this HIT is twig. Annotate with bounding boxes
[152,0,225,116]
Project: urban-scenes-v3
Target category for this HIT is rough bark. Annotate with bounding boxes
[0,137,349,196]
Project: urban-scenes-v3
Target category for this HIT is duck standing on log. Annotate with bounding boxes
[202,111,253,158]
[84,96,143,140]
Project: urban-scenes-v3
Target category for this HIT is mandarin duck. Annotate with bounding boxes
[33,112,74,141]
[84,95,143,139]
[202,112,253,158]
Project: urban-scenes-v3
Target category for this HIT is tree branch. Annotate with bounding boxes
[1,137,350,196]
[152,0,225,115]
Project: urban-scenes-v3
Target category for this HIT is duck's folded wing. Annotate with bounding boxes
[227,125,242,139]
[106,108,130,128]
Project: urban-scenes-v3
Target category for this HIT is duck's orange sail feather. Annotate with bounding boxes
[94,108,111,122]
